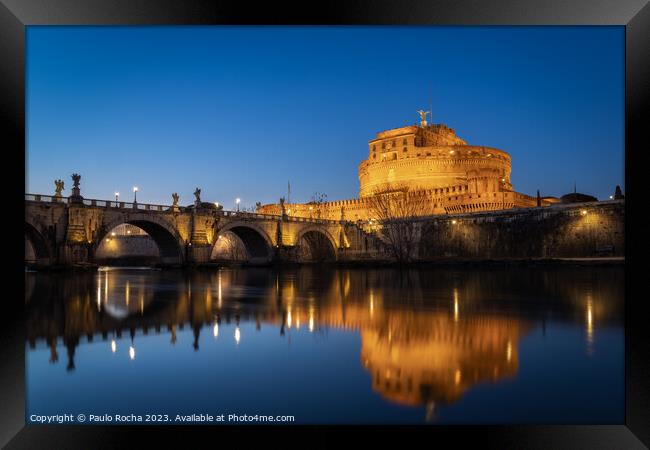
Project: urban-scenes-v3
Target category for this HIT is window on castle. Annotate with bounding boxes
[382,142,386,149]
[426,152,431,156]
[403,147,407,152]
[402,138,407,145]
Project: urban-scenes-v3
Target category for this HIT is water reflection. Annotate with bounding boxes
[25,266,624,423]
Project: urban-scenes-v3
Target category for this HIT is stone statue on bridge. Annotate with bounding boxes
[279,197,286,217]
[54,179,64,198]
[69,173,82,202]
[172,192,179,206]
[194,188,201,207]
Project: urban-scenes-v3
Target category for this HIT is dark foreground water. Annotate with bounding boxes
[25,266,624,424]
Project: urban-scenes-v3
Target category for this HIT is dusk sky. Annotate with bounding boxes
[26,26,624,208]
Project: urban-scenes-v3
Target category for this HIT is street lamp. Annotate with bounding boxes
[236,198,241,212]
[115,192,119,202]
[133,186,138,203]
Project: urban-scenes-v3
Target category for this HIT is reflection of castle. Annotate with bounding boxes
[360,314,522,407]
[26,267,620,411]
[258,113,556,221]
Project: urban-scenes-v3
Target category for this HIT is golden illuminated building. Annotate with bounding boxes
[258,112,556,220]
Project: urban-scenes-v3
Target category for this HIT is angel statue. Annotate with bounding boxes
[193,188,201,204]
[279,197,286,216]
[54,179,65,197]
[71,173,81,187]
[172,192,179,206]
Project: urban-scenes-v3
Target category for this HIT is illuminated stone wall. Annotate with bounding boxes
[418,200,624,259]
[95,235,159,263]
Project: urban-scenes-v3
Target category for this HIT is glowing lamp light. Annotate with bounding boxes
[127,230,131,234]
[133,186,138,192]
[111,232,116,236]
[451,220,457,225]
[449,150,455,155]
[581,210,587,216]
[609,195,613,199]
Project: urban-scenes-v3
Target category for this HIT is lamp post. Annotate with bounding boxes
[133,186,138,204]
[115,192,119,202]
[236,198,241,212]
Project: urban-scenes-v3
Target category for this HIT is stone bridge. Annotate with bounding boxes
[25,193,385,268]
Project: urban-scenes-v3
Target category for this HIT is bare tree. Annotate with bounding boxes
[307,192,328,219]
[366,184,430,263]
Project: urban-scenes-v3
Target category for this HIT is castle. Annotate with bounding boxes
[257,112,557,221]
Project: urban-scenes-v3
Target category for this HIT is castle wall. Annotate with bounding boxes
[359,145,512,197]
[417,201,624,259]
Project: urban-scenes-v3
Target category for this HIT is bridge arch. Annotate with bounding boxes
[25,221,51,266]
[295,226,338,262]
[216,221,274,263]
[96,214,185,265]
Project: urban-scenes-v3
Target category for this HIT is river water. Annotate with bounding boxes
[25,266,624,424]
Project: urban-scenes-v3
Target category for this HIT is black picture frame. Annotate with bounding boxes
[3,0,648,447]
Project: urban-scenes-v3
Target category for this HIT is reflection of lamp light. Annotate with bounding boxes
[506,340,512,362]
[213,323,219,338]
[234,326,241,344]
[129,346,135,360]
[111,339,116,353]
[287,308,292,328]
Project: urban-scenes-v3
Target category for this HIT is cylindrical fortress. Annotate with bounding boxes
[358,124,513,197]
[257,116,546,221]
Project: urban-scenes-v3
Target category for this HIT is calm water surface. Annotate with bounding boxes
[26,266,624,424]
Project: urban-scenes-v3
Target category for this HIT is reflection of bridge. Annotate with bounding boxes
[26,268,530,409]
[27,267,622,410]
[25,194,385,267]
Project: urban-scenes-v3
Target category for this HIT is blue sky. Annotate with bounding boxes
[26,26,624,208]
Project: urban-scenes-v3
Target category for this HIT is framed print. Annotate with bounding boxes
[2,0,648,448]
